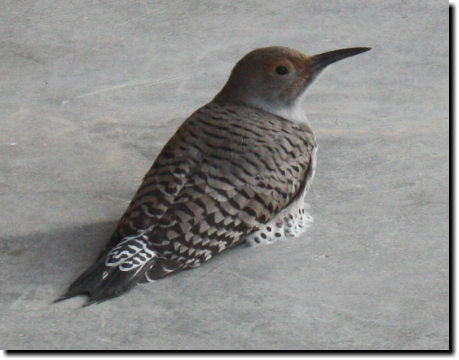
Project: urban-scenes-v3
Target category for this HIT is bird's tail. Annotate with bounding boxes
[55,233,159,306]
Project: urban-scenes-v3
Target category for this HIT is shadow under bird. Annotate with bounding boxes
[56,45,370,306]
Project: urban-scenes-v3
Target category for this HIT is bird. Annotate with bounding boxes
[56,45,370,306]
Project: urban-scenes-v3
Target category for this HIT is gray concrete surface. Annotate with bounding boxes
[0,0,448,350]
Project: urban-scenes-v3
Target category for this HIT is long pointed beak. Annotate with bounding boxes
[310,47,371,73]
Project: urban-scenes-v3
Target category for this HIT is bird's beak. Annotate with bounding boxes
[310,47,371,73]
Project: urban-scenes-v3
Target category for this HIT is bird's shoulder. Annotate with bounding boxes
[186,102,317,148]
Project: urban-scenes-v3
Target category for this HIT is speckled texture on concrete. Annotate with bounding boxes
[0,0,448,350]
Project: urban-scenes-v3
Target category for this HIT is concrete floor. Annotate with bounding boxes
[0,0,448,350]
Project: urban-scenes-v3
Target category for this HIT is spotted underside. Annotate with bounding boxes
[245,203,313,247]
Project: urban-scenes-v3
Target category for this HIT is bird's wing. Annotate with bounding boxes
[105,103,316,270]
[59,103,316,303]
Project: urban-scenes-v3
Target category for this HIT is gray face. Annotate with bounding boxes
[214,46,314,109]
[213,46,371,112]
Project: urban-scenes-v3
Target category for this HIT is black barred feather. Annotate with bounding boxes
[57,102,315,305]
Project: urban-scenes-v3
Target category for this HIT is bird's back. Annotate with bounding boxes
[58,102,316,305]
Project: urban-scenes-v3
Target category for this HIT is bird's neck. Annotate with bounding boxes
[248,98,309,124]
[213,91,309,124]
[269,103,308,124]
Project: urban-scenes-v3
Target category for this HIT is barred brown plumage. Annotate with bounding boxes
[56,45,370,305]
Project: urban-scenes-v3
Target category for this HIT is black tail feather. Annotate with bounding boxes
[55,256,151,306]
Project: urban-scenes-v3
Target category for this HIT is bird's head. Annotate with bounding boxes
[213,46,370,121]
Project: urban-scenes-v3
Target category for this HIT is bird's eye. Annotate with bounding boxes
[275,65,289,75]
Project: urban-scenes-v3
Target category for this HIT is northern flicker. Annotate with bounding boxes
[56,46,370,305]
